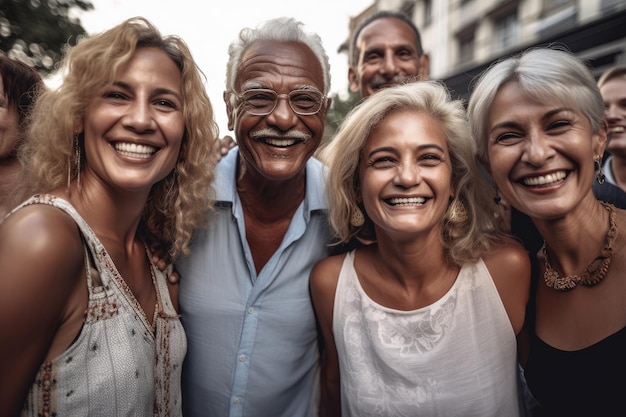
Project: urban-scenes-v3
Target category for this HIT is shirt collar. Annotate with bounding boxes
[213,147,328,213]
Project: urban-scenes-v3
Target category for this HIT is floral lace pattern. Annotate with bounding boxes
[333,251,520,417]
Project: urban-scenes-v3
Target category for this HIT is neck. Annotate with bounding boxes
[237,167,307,223]
[62,178,147,248]
[374,231,453,283]
[534,199,614,283]
[364,241,459,308]
[610,156,626,191]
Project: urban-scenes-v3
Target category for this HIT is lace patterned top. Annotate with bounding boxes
[14,195,186,417]
[334,251,521,417]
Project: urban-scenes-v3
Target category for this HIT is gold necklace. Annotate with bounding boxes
[543,202,618,291]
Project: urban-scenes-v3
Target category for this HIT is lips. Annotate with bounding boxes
[521,170,566,187]
[264,137,297,147]
[114,142,158,158]
[386,196,427,206]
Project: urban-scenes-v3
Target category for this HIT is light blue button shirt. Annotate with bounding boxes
[179,148,332,417]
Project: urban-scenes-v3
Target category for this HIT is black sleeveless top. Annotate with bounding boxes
[524,323,626,416]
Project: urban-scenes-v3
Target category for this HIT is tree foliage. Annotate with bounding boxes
[0,0,93,74]
[321,88,362,145]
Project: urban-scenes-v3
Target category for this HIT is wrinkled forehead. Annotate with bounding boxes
[237,40,324,92]
[357,18,420,53]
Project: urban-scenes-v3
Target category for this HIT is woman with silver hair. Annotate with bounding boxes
[313,80,530,416]
[468,46,626,416]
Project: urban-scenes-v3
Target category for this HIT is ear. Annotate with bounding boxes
[594,119,609,156]
[320,96,332,119]
[418,53,430,81]
[73,118,84,135]
[348,67,360,94]
[223,91,235,131]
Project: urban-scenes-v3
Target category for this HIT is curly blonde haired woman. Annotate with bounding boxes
[0,17,218,416]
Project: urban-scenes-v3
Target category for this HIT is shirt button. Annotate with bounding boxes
[239,354,246,362]
[233,397,240,404]
[248,307,254,314]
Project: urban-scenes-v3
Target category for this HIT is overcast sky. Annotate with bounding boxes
[69,0,373,135]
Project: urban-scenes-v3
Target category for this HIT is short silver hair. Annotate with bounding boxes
[468,46,605,164]
[224,16,331,111]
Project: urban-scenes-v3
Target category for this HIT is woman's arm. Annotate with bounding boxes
[484,240,531,335]
[310,255,344,417]
[0,205,86,416]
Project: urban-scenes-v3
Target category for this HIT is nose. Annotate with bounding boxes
[605,103,621,122]
[521,131,555,166]
[264,95,299,130]
[123,99,156,132]
[380,52,399,76]
[394,160,421,187]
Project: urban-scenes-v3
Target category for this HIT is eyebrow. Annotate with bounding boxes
[489,107,574,133]
[111,81,182,101]
[239,83,323,94]
[367,143,445,156]
[363,42,418,55]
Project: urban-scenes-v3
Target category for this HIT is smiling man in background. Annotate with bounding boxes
[348,10,429,98]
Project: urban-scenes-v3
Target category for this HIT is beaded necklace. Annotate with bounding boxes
[543,202,617,291]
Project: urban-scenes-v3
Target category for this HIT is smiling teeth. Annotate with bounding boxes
[523,171,566,186]
[114,142,157,158]
[266,138,296,147]
[609,126,625,133]
[388,197,426,205]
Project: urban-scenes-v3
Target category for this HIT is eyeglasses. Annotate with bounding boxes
[235,88,325,116]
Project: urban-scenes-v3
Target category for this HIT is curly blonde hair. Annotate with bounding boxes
[20,17,219,259]
[320,81,509,265]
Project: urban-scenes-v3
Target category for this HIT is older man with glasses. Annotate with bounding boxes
[177,16,333,417]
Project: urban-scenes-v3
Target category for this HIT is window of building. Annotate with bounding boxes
[458,36,475,64]
[543,0,574,13]
[423,0,433,27]
[400,1,416,20]
[494,10,519,50]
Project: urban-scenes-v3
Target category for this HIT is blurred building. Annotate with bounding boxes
[342,0,626,100]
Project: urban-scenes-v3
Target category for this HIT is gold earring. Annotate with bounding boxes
[350,206,365,227]
[448,198,468,224]
[595,155,606,185]
[75,133,82,191]
[494,188,501,205]
[68,132,82,191]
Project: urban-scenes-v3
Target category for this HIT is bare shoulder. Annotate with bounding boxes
[310,253,348,311]
[483,239,531,281]
[0,204,85,289]
[310,253,346,291]
[482,239,531,333]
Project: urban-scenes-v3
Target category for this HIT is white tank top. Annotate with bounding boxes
[15,195,186,416]
[333,251,521,417]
